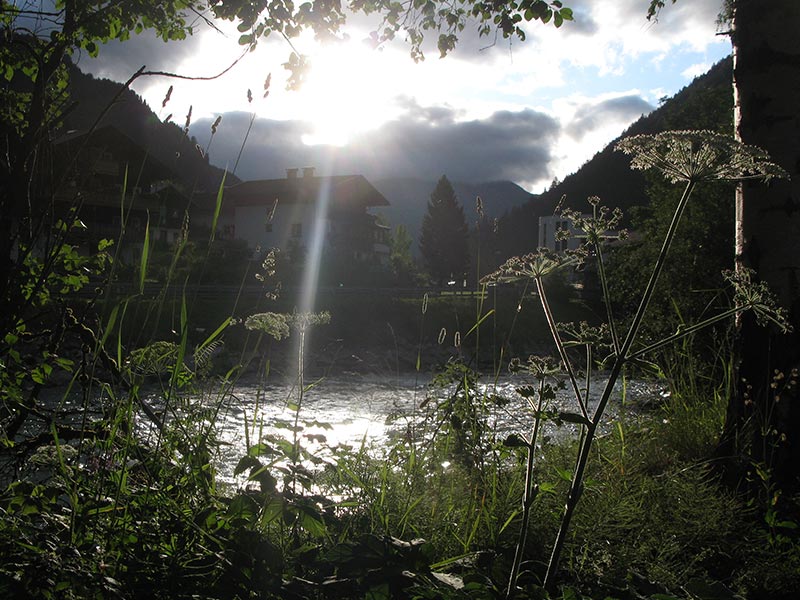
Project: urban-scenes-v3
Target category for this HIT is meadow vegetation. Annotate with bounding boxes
[2,126,799,600]
[2,20,799,599]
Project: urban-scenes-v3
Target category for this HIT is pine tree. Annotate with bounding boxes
[419,176,469,285]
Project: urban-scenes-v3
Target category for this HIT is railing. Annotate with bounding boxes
[91,283,529,301]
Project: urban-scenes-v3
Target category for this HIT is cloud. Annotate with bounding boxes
[74,31,200,81]
[565,94,654,140]
[194,103,561,187]
[681,62,711,80]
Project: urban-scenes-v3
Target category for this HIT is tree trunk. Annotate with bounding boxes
[723,0,800,490]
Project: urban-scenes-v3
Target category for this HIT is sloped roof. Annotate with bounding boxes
[55,125,178,184]
[224,174,389,209]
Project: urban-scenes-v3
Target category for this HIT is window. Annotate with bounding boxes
[291,223,302,238]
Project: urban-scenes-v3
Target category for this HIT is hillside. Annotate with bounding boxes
[61,63,233,192]
[497,55,734,259]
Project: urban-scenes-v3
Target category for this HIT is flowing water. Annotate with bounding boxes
[181,372,667,485]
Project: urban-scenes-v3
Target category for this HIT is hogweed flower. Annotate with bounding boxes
[481,247,585,285]
[244,310,330,340]
[616,130,788,184]
[560,201,627,247]
[723,268,792,332]
[509,354,562,379]
[558,321,611,349]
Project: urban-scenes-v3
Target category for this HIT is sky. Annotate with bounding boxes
[75,0,732,192]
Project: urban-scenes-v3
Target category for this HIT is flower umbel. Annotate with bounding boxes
[560,200,627,247]
[724,268,792,332]
[481,248,584,284]
[616,130,788,184]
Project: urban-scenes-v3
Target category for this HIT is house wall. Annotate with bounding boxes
[234,202,325,253]
[538,215,587,252]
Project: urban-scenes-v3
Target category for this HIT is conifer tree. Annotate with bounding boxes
[419,176,469,285]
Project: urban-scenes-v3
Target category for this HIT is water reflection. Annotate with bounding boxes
[204,373,665,485]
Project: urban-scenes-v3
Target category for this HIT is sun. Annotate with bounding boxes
[297,40,400,146]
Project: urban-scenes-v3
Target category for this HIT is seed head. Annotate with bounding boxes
[183,105,193,135]
[211,116,222,135]
[162,85,173,109]
[482,248,583,284]
[616,130,788,184]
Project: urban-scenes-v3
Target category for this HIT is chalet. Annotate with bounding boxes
[54,126,195,260]
[214,168,391,267]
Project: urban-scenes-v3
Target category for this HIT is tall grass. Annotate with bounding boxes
[4,90,800,600]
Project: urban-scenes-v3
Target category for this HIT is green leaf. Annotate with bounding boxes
[297,503,327,537]
[503,433,529,448]
[196,317,231,354]
[139,212,150,294]
[558,411,590,426]
[234,455,261,476]
[210,170,227,244]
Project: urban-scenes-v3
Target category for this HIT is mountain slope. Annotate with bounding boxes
[497,55,734,259]
[61,63,233,192]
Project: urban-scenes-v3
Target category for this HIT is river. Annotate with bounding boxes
[171,372,667,485]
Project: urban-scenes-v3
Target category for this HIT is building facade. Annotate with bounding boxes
[216,168,391,271]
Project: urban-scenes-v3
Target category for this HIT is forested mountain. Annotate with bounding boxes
[496,56,733,259]
[61,62,233,192]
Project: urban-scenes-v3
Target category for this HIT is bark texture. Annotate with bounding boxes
[726,0,800,488]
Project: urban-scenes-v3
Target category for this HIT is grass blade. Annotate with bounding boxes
[210,169,227,244]
[139,212,150,294]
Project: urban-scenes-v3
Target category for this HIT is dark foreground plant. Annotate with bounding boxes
[482,130,791,595]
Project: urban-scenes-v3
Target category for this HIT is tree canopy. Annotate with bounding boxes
[420,175,469,285]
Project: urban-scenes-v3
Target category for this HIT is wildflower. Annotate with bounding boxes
[558,321,610,348]
[245,310,330,339]
[616,130,788,184]
[481,248,583,285]
[245,312,290,340]
[560,203,625,247]
[509,354,562,379]
[723,268,792,332]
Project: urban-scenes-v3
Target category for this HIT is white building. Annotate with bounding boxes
[216,168,390,266]
[538,214,590,252]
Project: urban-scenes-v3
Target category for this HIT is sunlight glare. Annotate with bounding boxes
[299,41,399,146]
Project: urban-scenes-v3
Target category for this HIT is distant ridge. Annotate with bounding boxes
[497,55,734,259]
[372,178,533,254]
